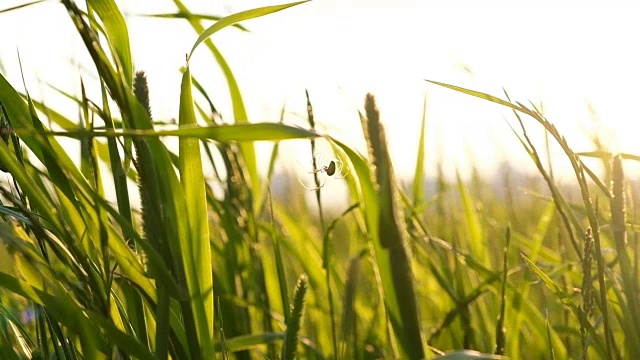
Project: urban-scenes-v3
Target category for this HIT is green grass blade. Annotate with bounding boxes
[186,1,308,60]
[86,0,133,85]
[180,0,307,212]
[456,171,485,264]
[426,80,523,113]
[412,94,428,206]
[143,12,249,32]
[179,66,214,358]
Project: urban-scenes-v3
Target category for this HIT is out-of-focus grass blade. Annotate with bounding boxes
[86,0,133,85]
[178,65,214,358]
[186,1,308,60]
[412,94,428,206]
[456,171,485,264]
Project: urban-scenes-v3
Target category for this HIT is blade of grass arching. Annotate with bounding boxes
[178,0,308,211]
[426,80,523,113]
[185,1,308,60]
[143,12,249,32]
[412,93,428,206]
[282,275,309,360]
[178,66,214,359]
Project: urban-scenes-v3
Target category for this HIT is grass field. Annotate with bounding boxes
[0,1,638,359]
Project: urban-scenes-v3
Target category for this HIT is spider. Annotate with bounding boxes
[297,154,348,191]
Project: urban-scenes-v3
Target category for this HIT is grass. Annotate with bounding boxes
[0,1,638,359]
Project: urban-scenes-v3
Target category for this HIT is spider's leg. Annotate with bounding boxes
[308,167,327,174]
[332,158,349,179]
[297,175,326,191]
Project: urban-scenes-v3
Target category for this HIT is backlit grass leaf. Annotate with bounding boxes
[426,80,523,113]
[186,1,308,60]
[143,12,249,32]
[86,0,133,85]
[178,65,214,358]
[182,0,307,212]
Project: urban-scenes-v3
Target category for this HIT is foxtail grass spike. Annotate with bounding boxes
[132,71,171,359]
[282,274,309,360]
[363,93,424,359]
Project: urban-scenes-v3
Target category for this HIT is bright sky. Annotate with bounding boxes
[1,1,640,186]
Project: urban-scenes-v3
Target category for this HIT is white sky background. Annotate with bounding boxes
[1,0,640,187]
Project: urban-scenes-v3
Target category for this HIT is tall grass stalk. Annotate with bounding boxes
[361,93,424,359]
[304,90,338,358]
